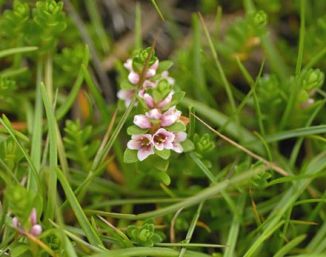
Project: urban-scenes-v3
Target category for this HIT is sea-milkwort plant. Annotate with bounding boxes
[118,48,193,181]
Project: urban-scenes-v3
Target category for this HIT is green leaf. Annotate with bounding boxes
[182,139,195,152]
[0,46,38,59]
[55,168,104,247]
[127,125,148,135]
[157,60,173,73]
[151,157,169,172]
[155,149,171,160]
[124,149,139,163]
[166,121,186,132]
[170,91,185,106]
[155,171,171,186]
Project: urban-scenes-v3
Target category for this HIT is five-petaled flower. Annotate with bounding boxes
[127,134,155,161]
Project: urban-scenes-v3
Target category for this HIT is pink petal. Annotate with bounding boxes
[146,68,156,78]
[172,143,183,153]
[128,72,140,84]
[30,224,42,236]
[143,80,156,89]
[161,107,181,127]
[146,109,161,120]
[142,93,154,108]
[137,146,154,161]
[127,139,141,150]
[134,115,151,129]
[123,59,132,71]
[151,60,159,70]
[157,91,174,108]
[154,142,165,151]
[12,217,19,228]
[175,132,187,142]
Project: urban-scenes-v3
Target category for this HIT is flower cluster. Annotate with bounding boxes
[12,208,42,237]
[118,48,189,162]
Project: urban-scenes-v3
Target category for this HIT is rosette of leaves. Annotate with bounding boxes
[5,185,36,224]
[54,44,85,87]
[132,47,158,74]
[194,133,215,158]
[256,74,286,130]
[0,77,17,106]
[126,220,165,247]
[218,10,268,60]
[0,1,30,47]
[40,229,63,254]
[0,138,24,172]
[294,68,324,113]
[63,120,99,171]
[26,0,67,51]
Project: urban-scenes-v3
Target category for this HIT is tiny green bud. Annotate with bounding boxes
[252,10,268,28]
[302,68,324,91]
[194,133,215,155]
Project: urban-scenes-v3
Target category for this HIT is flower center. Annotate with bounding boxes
[140,137,151,147]
[154,133,166,144]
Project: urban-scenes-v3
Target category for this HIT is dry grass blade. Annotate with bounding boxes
[192,113,289,177]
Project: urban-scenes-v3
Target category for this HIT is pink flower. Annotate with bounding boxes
[141,91,174,109]
[133,106,181,129]
[171,132,187,153]
[117,89,135,107]
[127,134,154,161]
[153,128,175,150]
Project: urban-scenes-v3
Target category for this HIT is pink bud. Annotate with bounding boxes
[128,72,140,84]
[157,91,174,108]
[30,224,42,236]
[160,107,181,127]
[12,217,20,228]
[142,93,155,108]
[134,114,152,129]
[123,59,133,71]
[29,208,37,225]
[151,60,159,70]
[117,89,135,107]
[146,109,162,120]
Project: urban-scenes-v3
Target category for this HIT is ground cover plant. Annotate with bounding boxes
[0,0,325,256]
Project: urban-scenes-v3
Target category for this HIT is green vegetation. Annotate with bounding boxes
[0,0,325,256]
